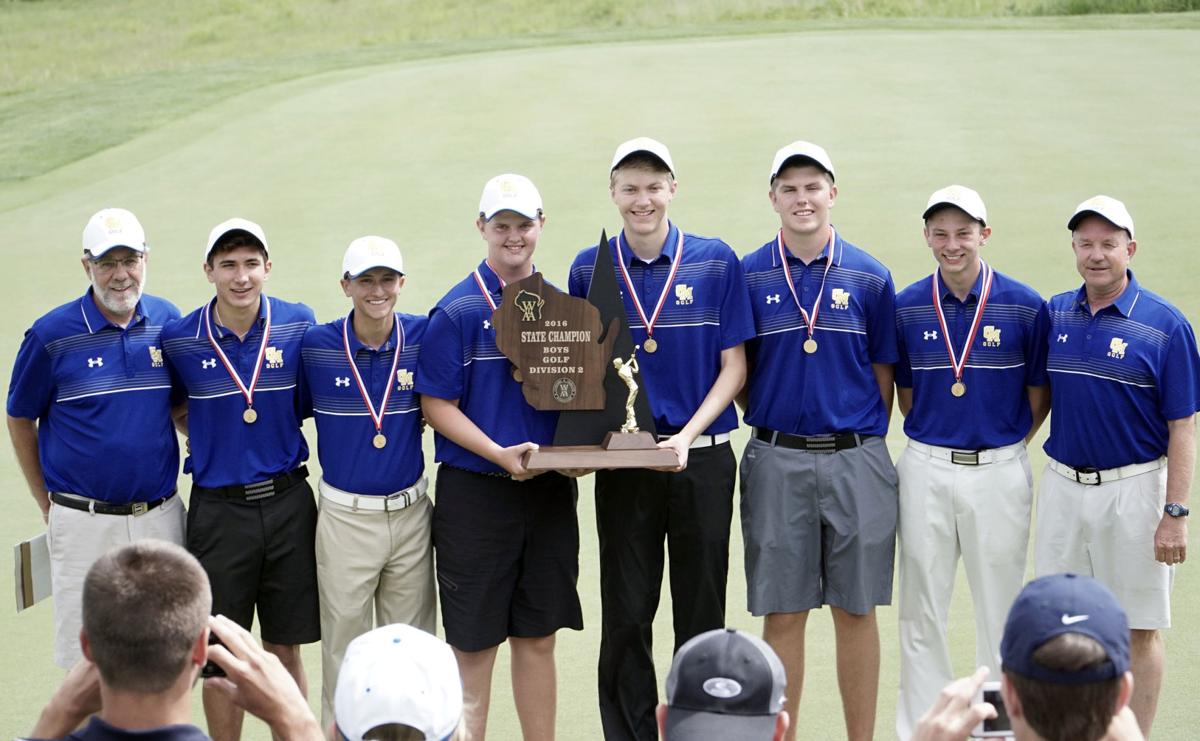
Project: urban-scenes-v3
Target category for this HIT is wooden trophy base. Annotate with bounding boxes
[523,431,680,472]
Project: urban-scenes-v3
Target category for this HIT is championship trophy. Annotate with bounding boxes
[491,232,678,471]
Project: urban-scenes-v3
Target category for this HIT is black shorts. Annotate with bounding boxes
[187,476,320,645]
[433,465,583,652]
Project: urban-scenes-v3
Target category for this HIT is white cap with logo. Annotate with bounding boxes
[923,185,988,226]
[334,623,463,741]
[478,173,544,220]
[83,208,147,257]
[343,236,405,279]
[611,136,676,175]
[1068,195,1135,238]
[206,217,270,260]
[770,141,835,183]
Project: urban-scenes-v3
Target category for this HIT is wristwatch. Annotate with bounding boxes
[1164,502,1190,518]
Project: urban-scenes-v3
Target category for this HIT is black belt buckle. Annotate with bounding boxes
[804,435,839,453]
[950,450,980,466]
[1073,466,1102,486]
[243,478,278,501]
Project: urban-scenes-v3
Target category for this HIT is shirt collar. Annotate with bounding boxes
[209,295,268,339]
[619,222,679,266]
[936,262,987,303]
[80,287,143,333]
[475,259,506,294]
[1073,270,1141,317]
[344,311,397,354]
[781,226,842,267]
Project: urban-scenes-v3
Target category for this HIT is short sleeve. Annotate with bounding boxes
[414,308,465,400]
[6,330,54,419]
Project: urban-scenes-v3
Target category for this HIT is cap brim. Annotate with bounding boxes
[86,240,146,257]
[1067,209,1130,235]
[664,708,777,741]
[922,202,985,225]
[611,150,674,175]
[771,154,833,182]
[346,263,405,279]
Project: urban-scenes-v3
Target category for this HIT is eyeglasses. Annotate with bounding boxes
[91,255,143,273]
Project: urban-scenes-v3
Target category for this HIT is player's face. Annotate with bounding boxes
[477,210,543,275]
[341,268,404,321]
[1071,216,1136,297]
[770,165,837,237]
[82,246,146,321]
[610,167,676,239]
[205,246,271,312]
[924,208,990,280]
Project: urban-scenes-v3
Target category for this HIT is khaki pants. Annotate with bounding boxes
[315,489,436,727]
[48,495,185,668]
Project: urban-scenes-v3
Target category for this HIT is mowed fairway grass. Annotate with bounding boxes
[2,23,1199,740]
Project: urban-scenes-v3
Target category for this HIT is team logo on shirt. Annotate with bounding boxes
[830,288,850,310]
[766,293,781,304]
[1108,337,1128,359]
[87,356,103,368]
[397,369,414,390]
[335,377,350,387]
[202,358,217,369]
[265,346,284,368]
[148,346,163,367]
[924,330,939,341]
[514,290,545,322]
[983,326,1002,347]
[675,284,694,305]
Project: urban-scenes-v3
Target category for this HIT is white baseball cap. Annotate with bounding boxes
[923,185,988,226]
[82,208,147,257]
[610,136,676,175]
[478,173,543,220]
[343,236,405,279]
[1068,195,1135,238]
[334,624,463,741]
[205,217,270,260]
[770,141,835,183]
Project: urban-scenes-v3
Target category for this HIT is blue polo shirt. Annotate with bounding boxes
[32,716,210,741]
[415,261,558,474]
[1045,271,1200,469]
[896,265,1049,450]
[302,312,425,494]
[742,230,898,436]
[7,290,181,504]
[161,296,314,488]
[567,223,755,435]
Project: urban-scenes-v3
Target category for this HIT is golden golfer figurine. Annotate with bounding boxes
[613,346,641,434]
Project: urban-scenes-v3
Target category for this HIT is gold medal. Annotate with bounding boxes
[373,433,387,449]
[643,337,658,354]
[243,407,258,424]
[803,338,818,354]
[951,381,966,397]
[512,368,523,382]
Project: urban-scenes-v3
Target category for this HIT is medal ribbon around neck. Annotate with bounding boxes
[204,296,272,413]
[342,313,404,439]
[777,226,836,341]
[615,227,684,341]
[471,261,507,312]
[931,260,994,386]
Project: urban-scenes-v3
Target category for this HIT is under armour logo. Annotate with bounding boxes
[202,358,217,369]
[87,357,103,368]
[1057,334,1069,343]
[766,294,781,304]
[335,377,350,387]
[483,320,491,330]
[924,331,938,341]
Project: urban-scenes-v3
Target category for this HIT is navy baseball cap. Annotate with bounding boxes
[663,628,786,741]
[1001,573,1130,685]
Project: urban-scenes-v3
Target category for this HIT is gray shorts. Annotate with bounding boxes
[740,434,898,616]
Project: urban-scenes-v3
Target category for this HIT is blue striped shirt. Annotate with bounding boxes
[7,290,181,503]
[1045,271,1200,468]
[302,313,425,494]
[162,296,314,488]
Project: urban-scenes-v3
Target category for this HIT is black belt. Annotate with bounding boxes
[194,466,309,501]
[50,491,175,516]
[754,428,862,452]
